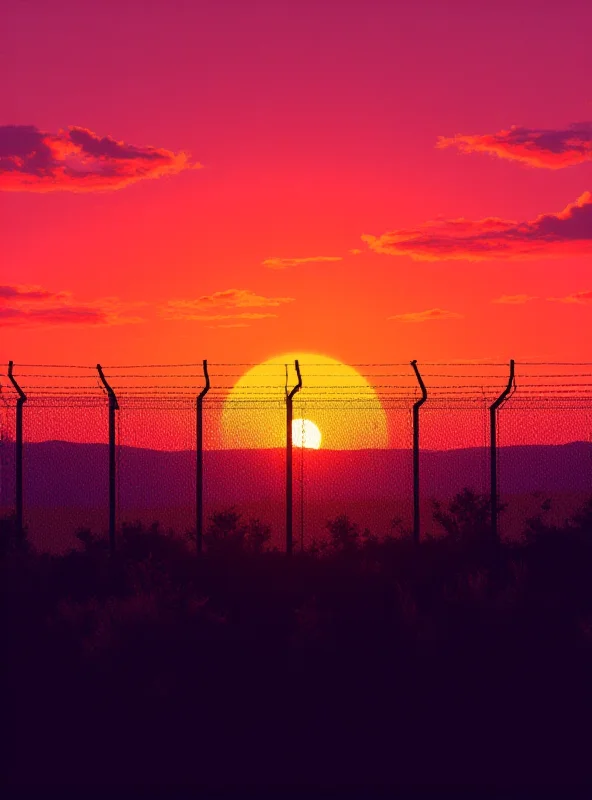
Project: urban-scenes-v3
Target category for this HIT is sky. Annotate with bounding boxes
[2,0,592,374]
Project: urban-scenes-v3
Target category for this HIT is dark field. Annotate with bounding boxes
[3,492,592,793]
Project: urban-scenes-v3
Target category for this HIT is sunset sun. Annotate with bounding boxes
[221,352,388,449]
[292,418,322,449]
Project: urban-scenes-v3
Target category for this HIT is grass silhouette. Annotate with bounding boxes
[2,491,592,791]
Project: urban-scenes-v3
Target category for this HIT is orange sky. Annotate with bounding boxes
[2,1,592,377]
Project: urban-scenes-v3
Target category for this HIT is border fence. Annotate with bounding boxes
[2,359,592,554]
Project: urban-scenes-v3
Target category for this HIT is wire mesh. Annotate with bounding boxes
[115,398,197,538]
[495,364,592,540]
[420,399,491,537]
[414,363,511,539]
[1,366,109,552]
[202,398,286,552]
[22,396,108,553]
[2,359,592,552]
[292,398,414,549]
[0,383,16,518]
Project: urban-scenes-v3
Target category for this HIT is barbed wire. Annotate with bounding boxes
[8,359,592,368]
[6,362,592,406]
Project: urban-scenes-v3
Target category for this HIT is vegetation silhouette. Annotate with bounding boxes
[2,491,592,791]
[198,507,274,555]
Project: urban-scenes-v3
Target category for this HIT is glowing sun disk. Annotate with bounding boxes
[293,418,322,449]
[221,353,388,449]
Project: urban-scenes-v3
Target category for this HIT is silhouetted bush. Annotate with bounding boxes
[0,513,30,558]
[325,513,360,552]
[3,495,592,790]
[204,507,272,555]
[432,487,506,547]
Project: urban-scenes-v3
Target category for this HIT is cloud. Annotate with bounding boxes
[159,289,291,323]
[492,294,537,304]
[388,308,463,323]
[349,248,362,255]
[0,124,199,192]
[437,123,592,169]
[548,289,592,304]
[208,323,251,329]
[0,283,142,327]
[169,289,294,310]
[262,256,342,269]
[362,192,592,262]
[0,306,112,326]
[0,284,67,301]
[161,308,277,322]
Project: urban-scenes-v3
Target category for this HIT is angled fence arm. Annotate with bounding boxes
[410,360,428,544]
[196,359,210,554]
[97,364,119,554]
[286,360,302,555]
[489,359,515,541]
[7,362,27,535]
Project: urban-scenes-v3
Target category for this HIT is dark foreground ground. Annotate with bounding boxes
[3,492,592,794]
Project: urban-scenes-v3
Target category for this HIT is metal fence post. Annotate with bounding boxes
[97,364,119,555]
[411,360,428,545]
[286,360,302,555]
[490,359,515,541]
[7,362,27,536]
[196,359,210,554]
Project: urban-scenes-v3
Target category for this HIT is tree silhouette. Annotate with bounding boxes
[432,488,506,543]
[0,513,30,558]
[204,508,272,554]
[325,514,360,552]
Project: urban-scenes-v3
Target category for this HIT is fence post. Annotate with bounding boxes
[410,360,428,545]
[196,359,210,554]
[490,359,515,541]
[286,360,302,555]
[7,362,27,536]
[97,364,119,555]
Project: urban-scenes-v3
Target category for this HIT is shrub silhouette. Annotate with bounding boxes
[204,508,272,554]
[4,496,592,790]
[0,513,30,558]
[432,487,505,544]
[325,514,360,552]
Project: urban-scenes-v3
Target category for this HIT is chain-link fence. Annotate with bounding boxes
[2,360,592,553]
[497,363,592,539]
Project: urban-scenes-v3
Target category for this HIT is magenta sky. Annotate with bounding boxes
[2,0,592,369]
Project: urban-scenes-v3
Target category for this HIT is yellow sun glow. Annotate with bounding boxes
[293,418,322,449]
[221,353,388,450]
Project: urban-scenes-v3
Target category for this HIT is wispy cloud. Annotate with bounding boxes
[0,284,68,302]
[181,312,276,321]
[0,124,199,192]
[492,294,537,304]
[159,289,291,325]
[548,289,592,304]
[208,323,251,329]
[0,283,142,327]
[362,192,592,262]
[388,308,463,323]
[262,256,342,269]
[161,308,277,322]
[169,289,294,310]
[437,123,592,169]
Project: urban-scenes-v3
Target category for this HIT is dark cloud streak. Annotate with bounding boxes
[438,123,592,169]
[0,125,199,192]
[363,193,592,262]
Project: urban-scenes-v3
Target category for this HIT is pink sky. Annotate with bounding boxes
[2,0,592,374]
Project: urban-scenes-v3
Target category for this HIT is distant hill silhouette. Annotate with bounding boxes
[2,439,591,505]
[2,440,592,551]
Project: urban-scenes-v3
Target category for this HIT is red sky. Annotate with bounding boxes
[2,0,592,374]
